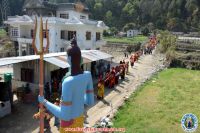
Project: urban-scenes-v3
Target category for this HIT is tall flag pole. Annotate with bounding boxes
[32,16,49,133]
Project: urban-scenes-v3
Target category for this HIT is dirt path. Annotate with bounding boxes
[86,51,166,127]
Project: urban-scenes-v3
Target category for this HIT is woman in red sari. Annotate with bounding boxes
[109,67,116,88]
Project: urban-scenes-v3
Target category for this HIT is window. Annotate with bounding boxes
[48,12,53,17]
[68,31,76,40]
[21,68,34,83]
[96,32,101,41]
[31,30,33,38]
[60,14,69,19]
[43,30,49,38]
[60,48,65,52]
[61,30,68,40]
[31,30,48,38]
[86,31,91,40]
[11,28,19,37]
[61,30,65,39]
[80,15,86,19]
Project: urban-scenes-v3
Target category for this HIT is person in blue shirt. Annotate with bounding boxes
[38,38,94,132]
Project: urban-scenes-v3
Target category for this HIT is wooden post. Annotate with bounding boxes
[32,16,49,133]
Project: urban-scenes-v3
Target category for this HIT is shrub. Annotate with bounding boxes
[126,42,141,53]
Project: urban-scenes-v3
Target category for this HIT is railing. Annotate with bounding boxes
[17,38,33,43]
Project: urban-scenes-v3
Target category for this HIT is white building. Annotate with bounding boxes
[127,29,141,37]
[4,1,108,56]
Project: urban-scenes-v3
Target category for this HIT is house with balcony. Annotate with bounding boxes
[4,0,108,56]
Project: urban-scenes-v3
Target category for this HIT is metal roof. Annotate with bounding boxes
[0,55,40,66]
[0,50,113,67]
[44,55,92,69]
[44,56,69,68]
[81,50,113,61]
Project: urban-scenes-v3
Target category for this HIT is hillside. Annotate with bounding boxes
[1,0,200,32]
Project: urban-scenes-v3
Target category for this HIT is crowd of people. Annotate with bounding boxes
[144,36,157,55]
[97,35,158,100]
[97,60,129,100]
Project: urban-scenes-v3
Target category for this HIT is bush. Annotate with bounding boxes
[126,42,142,53]
[141,26,150,36]
[157,30,177,53]
[103,30,110,37]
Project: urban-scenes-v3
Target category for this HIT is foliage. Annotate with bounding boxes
[113,68,200,133]
[123,23,137,32]
[109,27,118,36]
[2,0,200,32]
[126,42,141,53]
[0,29,6,38]
[3,41,15,52]
[157,30,177,53]
[103,30,110,37]
[141,26,150,36]
[104,35,147,44]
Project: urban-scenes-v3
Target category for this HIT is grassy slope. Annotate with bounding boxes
[104,35,148,44]
[0,29,6,38]
[113,68,200,133]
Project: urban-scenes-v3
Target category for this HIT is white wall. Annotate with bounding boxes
[13,60,40,84]
[12,61,39,93]
[127,30,140,37]
[19,25,32,38]
[10,17,105,53]
[12,60,60,93]
[56,10,89,20]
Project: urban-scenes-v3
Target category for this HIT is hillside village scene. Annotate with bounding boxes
[0,0,200,133]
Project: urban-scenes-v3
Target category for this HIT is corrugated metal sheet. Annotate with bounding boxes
[82,50,113,61]
[0,55,40,66]
[44,55,92,68]
[0,53,66,67]
[0,50,113,67]
[44,56,69,69]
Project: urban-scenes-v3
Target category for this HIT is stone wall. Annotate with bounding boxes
[170,41,200,70]
[100,42,142,56]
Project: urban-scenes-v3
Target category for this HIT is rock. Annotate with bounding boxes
[100,122,106,127]
[124,95,129,100]
[108,122,113,127]
[104,118,110,123]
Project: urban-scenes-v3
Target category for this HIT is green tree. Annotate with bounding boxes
[110,27,118,36]
[141,26,150,36]
[157,30,177,53]
[123,23,136,31]
[105,10,113,26]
